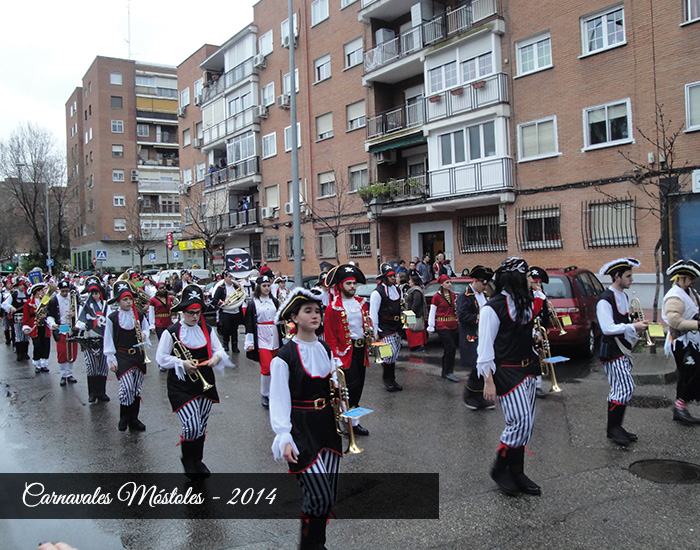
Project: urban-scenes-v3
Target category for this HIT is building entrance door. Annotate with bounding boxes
[421,231,445,262]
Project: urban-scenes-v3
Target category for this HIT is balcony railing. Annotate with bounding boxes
[204,156,260,187]
[136,110,178,121]
[394,174,428,198]
[429,157,513,198]
[205,206,260,232]
[137,179,180,194]
[202,106,258,146]
[366,99,424,140]
[199,58,255,105]
[425,72,508,122]
[138,158,179,167]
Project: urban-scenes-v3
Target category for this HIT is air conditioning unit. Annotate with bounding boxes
[130,169,139,182]
[194,93,202,106]
[375,150,396,164]
[177,106,187,117]
[253,105,269,119]
[261,206,273,219]
[284,202,293,215]
[253,53,266,69]
[282,34,291,49]
[178,184,190,195]
[276,94,291,109]
[193,137,202,149]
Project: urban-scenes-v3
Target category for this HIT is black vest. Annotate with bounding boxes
[376,284,402,334]
[599,289,632,361]
[109,310,147,376]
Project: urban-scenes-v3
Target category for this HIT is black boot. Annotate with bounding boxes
[193,435,211,476]
[299,516,327,550]
[607,403,631,446]
[490,446,520,496]
[508,446,541,496]
[118,405,130,431]
[16,341,29,361]
[4,329,10,346]
[96,375,110,402]
[128,400,146,431]
[382,363,402,392]
[87,376,97,403]
[180,440,199,479]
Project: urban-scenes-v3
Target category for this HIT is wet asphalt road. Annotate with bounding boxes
[0,333,699,550]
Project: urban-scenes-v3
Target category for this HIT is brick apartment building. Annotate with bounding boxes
[65,57,181,272]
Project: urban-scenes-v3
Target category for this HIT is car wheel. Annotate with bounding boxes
[580,327,596,359]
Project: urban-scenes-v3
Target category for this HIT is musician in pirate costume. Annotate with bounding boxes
[23,282,52,374]
[148,282,175,372]
[104,280,151,432]
[596,258,648,446]
[458,265,495,410]
[661,259,700,425]
[155,285,229,478]
[46,280,79,387]
[2,277,31,361]
[324,264,372,436]
[244,273,283,409]
[269,288,342,550]
[478,257,541,497]
[528,266,550,399]
[428,274,460,383]
[1,277,14,347]
[76,276,111,403]
[369,263,404,392]
[212,269,245,353]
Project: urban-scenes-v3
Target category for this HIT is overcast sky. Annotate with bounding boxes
[0,0,256,147]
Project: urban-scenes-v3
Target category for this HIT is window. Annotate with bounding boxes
[516,205,562,250]
[111,120,124,133]
[318,232,336,259]
[114,219,126,232]
[467,121,496,160]
[583,99,632,149]
[686,81,700,131]
[265,237,281,261]
[440,130,466,166]
[196,163,206,182]
[261,82,275,106]
[265,185,280,209]
[285,123,301,151]
[183,128,191,147]
[160,195,180,214]
[314,54,331,82]
[182,168,192,187]
[283,69,300,94]
[110,96,123,109]
[311,0,329,26]
[346,100,365,131]
[113,194,126,207]
[259,30,273,56]
[516,33,551,76]
[316,113,333,141]
[227,131,255,162]
[112,144,124,158]
[196,121,203,140]
[194,78,203,102]
[344,37,363,69]
[286,234,305,259]
[287,180,306,206]
[112,169,125,182]
[84,131,89,144]
[348,227,371,257]
[262,132,277,158]
[110,72,122,85]
[181,88,190,107]
[458,214,508,253]
[581,6,625,55]
[281,14,298,46]
[184,207,194,225]
[349,164,368,192]
[228,92,253,116]
[88,128,93,141]
[429,61,457,93]
[137,124,149,137]
[319,171,335,197]
[518,117,558,161]
[583,198,637,248]
[461,52,493,82]
[686,0,700,22]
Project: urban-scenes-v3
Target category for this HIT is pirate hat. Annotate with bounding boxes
[274,275,288,284]
[108,280,134,304]
[275,287,324,324]
[666,259,700,280]
[599,258,640,278]
[256,273,274,286]
[14,277,28,288]
[56,279,71,291]
[82,276,106,298]
[377,262,396,279]
[528,266,549,284]
[469,265,494,282]
[326,264,366,287]
[172,284,205,312]
[29,282,47,295]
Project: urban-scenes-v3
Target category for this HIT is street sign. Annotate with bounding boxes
[95,250,107,262]
[149,253,157,262]
[172,251,180,260]
[46,259,54,267]
[166,232,173,250]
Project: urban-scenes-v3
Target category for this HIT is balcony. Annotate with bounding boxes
[204,156,260,188]
[138,158,179,167]
[425,72,508,123]
[198,59,255,105]
[136,110,178,122]
[202,106,258,147]
[137,179,180,194]
[429,157,512,198]
[366,100,424,140]
[205,206,260,233]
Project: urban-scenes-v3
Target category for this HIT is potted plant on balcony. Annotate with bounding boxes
[358,181,397,205]
[471,80,486,89]
[450,87,464,96]
[428,95,442,103]
[404,177,425,197]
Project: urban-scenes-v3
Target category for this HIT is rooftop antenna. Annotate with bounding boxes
[125,0,132,59]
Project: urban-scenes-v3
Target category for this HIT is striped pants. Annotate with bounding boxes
[497,376,537,447]
[13,319,29,343]
[603,355,634,405]
[296,449,341,518]
[176,397,213,441]
[380,331,402,364]
[84,346,108,377]
[117,368,144,406]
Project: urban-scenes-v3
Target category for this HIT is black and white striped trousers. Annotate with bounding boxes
[176,397,213,440]
[296,449,341,518]
[117,369,144,406]
[603,355,634,404]
[379,331,402,364]
[497,376,537,448]
[13,320,29,343]
[84,347,108,377]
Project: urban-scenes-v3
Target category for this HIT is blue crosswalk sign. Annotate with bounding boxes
[172,251,180,260]
[95,250,107,262]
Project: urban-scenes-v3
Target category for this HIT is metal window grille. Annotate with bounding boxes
[515,204,562,251]
[457,214,507,253]
[265,237,280,261]
[347,225,371,257]
[581,197,638,248]
[316,232,337,259]
[286,234,305,259]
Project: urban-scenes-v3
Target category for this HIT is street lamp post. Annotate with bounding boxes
[17,162,52,276]
[367,197,386,272]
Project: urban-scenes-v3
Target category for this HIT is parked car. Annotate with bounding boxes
[423,276,474,312]
[355,277,379,300]
[286,275,319,291]
[542,266,605,358]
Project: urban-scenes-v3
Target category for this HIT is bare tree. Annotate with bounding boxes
[124,197,150,272]
[179,183,230,269]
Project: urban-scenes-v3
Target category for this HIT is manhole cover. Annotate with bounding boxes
[629,460,700,484]
[628,395,673,409]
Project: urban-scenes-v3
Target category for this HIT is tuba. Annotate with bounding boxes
[534,318,562,393]
[117,271,151,313]
[34,285,57,326]
[630,295,654,347]
[221,280,246,308]
[329,367,363,455]
[171,331,213,391]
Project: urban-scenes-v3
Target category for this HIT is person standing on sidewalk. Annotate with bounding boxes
[662,259,700,425]
[370,263,404,392]
[428,274,459,382]
[597,258,648,446]
[417,253,432,284]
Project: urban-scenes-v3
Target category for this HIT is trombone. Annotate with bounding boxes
[329,367,363,455]
[534,318,562,393]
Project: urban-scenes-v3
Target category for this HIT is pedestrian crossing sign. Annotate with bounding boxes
[95,250,107,262]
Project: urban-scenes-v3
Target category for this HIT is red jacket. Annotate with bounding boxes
[149,295,173,329]
[324,294,371,369]
[431,291,458,331]
[22,298,51,339]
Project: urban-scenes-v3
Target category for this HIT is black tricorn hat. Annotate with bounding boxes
[108,280,134,304]
[377,262,396,279]
[82,276,106,298]
[172,284,205,313]
[470,265,494,282]
[528,266,549,284]
[275,287,324,324]
[57,279,71,290]
[326,264,366,287]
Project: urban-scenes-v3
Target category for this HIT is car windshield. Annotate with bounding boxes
[424,281,470,297]
[356,282,376,298]
[543,276,573,299]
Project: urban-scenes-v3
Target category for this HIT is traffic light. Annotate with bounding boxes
[6,265,13,271]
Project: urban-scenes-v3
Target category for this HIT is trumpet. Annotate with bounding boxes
[362,308,374,345]
[171,331,213,391]
[132,307,152,364]
[546,298,567,336]
[329,367,363,455]
[534,318,562,393]
[630,296,654,347]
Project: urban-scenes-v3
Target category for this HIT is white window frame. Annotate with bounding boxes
[284,123,302,152]
[582,98,633,151]
[429,61,457,94]
[319,171,335,198]
[281,14,298,46]
[113,194,126,207]
[314,54,331,83]
[111,120,124,133]
[344,37,363,69]
[181,87,190,107]
[346,100,365,131]
[110,72,122,85]
[318,232,337,259]
[348,163,368,192]
[137,124,149,137]
[461,52,493,83]
[284,69,300,94]
[439,130,466,167]
[341,0,358,8]
[259,30,273,56]
[262,132,277,159]
[580,5,626,57]
[311,0,329,26]
[522,207,562,250]
[114,219,126,232]
[685,81,700,132]
[517,116,559,162]
[112,169,125,182]
[196,163,206,182]
[316,112,333,141]
[515,32,552,76]
[261,82,275,106]
[685,0,700,23]
[182,128,191,147]
[112,144,124,158]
